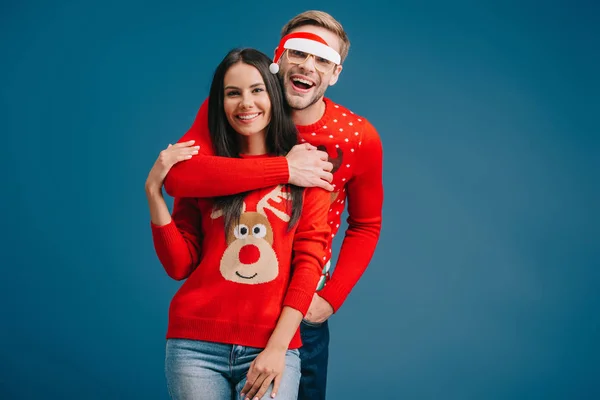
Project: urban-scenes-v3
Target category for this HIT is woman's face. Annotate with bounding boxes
[223,62,272,139]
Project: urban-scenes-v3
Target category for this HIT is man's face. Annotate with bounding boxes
[277,25,343,111]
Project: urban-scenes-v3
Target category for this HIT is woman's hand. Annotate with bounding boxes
[145,140,199,193]
[241,346,286,399]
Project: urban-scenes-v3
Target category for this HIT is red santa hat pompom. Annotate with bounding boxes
[269,32,341,74]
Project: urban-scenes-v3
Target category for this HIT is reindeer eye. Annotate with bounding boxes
[234,224,249,239]
[252,224,267,238]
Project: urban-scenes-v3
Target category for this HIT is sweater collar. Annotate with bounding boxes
[295,97,333,134]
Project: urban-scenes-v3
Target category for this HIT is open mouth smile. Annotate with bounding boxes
[290,76,315,93]
[236,113,261,123]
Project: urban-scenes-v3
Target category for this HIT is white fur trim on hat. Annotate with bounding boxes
[284,38,341,64]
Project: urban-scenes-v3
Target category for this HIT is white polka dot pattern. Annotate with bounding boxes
[295,99,368,286]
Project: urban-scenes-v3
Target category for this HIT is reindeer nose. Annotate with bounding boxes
[239,244,260,265]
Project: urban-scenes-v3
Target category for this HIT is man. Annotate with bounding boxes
[163,10,384,399]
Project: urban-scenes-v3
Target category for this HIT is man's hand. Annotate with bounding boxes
[304,293,334,324]
[286,144,334,191]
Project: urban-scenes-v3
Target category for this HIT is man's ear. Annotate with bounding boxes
[328,64,343,86]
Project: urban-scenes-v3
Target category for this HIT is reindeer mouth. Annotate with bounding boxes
[235,271,258,279]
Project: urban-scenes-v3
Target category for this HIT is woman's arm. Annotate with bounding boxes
[146,142,204,280]
[240,306,302,400]
[241,187,331,399]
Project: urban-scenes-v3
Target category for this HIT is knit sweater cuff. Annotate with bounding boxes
[150,220,180,246]
[283,288,314,316]
[262,157,290,186]
[317,280,350,313]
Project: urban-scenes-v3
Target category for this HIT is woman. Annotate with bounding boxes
[145,48,330,400]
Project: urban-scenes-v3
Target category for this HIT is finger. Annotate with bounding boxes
[321,161,334,172]
[246,374,268,400]
[246,376,264,400]
[316,179,335,192]
[255,374,276,400]
[304,143,317,150]
[241,369,258,398]
[172,140,196,147]
[320,171,334,183]
[316,150,329,161]
[171,147,198,160]
[271,374,282,398]
[178,147,199,156]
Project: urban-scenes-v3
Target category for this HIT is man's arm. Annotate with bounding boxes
[163,98,335,198]
[283,187,331,314]
[317,119,384,312]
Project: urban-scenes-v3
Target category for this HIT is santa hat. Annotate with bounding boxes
[269,32,341,74]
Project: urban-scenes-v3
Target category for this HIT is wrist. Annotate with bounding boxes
[145,183,163,197]
[316,290,337,314]
[265,336,289,352]
[265,342,288,353]
[284,157,293,184]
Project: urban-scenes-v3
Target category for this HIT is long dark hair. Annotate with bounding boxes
[208,48,303,233]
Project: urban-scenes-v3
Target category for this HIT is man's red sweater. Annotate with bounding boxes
[152,174,330,349]
[162,97,384,312]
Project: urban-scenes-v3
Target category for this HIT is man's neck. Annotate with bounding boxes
[291,98,326,127]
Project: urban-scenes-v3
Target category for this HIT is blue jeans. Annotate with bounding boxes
[298,320,330,400]
[165,339,301,400]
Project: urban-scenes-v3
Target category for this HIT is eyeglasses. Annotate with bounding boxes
[285,49,337,73]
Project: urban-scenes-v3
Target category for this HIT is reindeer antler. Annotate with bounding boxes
[257,186,291,222]
[210,208,223,219]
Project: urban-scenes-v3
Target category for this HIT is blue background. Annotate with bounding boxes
[1,0,598,398]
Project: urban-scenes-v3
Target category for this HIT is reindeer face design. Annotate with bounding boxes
[211,186,290,285]
[220,211,278,284]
